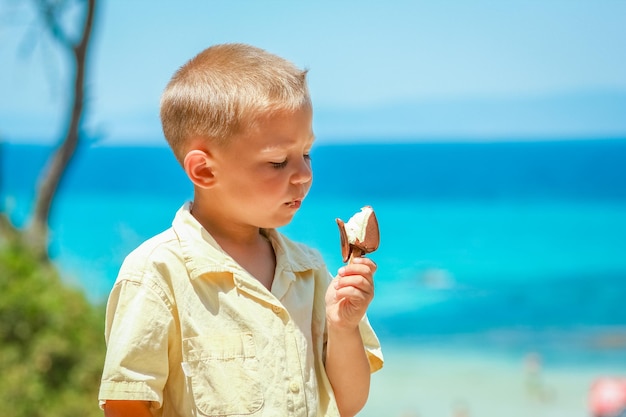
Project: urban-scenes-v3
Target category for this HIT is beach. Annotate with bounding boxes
[361,343,622,417]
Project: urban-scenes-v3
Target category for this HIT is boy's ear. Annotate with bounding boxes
[183,149,216,188]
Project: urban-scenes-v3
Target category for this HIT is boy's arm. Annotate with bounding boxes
[325,324,371,417]
[103,400,152,417]
[324,257,376,417]
[100,278,173,417]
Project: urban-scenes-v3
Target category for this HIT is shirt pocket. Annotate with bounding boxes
[182,333,264,416]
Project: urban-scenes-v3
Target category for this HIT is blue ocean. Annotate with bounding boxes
[2,139,626,366]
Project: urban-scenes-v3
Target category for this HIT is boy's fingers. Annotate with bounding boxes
[335,285,372,302]
[335,275,373,295]
[339,267,375,286]
[350,257,377,271]
[340,259,376,274]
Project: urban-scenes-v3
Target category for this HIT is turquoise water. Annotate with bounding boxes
[2,140,626,364]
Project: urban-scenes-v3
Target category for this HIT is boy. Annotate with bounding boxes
[98,43,383,417]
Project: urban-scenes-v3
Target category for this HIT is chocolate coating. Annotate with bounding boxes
[336,206,380,263]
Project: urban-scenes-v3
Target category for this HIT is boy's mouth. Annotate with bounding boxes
[287,199,302,209]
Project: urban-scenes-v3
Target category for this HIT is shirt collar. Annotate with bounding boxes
[171,202,324,282]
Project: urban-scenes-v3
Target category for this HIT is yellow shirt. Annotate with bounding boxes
[99,203,383,417]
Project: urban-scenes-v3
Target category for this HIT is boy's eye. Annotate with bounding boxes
[271,154,311,169]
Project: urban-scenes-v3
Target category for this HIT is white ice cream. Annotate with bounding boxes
[344,206,374,244]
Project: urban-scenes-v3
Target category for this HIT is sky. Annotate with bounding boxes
[1,0,626,145]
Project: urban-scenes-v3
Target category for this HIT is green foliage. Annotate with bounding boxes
[0,237,105,417]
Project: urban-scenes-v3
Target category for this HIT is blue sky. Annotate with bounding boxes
[1,0,625,145]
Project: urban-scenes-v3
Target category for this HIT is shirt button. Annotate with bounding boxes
[289,382,300,393]
[272,305,282,314]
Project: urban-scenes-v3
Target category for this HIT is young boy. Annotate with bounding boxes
[98,43,383,417]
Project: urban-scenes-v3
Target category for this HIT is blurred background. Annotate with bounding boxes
[1,1,625,416]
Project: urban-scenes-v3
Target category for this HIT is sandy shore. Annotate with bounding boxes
[359,343,625,417]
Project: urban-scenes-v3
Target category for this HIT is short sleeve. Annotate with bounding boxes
[359,314,384,373]
[99,276,175,407]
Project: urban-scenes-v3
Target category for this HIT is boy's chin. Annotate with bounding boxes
[262,214,297,230]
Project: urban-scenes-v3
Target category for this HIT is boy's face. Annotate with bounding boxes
[208,106,315,229]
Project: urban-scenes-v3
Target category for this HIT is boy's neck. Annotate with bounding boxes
[190,201,276,290]
[190,200,260,245]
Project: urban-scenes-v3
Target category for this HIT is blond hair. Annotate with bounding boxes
[160,43,311,162]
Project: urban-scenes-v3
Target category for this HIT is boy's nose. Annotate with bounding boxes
[291,157,312,184]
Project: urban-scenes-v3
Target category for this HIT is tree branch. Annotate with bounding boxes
[28,0,97,258]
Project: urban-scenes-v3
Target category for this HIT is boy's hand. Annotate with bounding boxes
[325,257,376,329]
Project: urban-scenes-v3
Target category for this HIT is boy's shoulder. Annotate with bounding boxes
[131,226,178,252]
[109,227,183,305]
[119,227,180,274]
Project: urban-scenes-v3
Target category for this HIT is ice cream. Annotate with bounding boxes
[336,206,380,263]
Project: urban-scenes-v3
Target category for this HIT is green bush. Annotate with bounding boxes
[0,238,105,417]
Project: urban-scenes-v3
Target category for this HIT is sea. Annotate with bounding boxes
[2,139,626,367]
